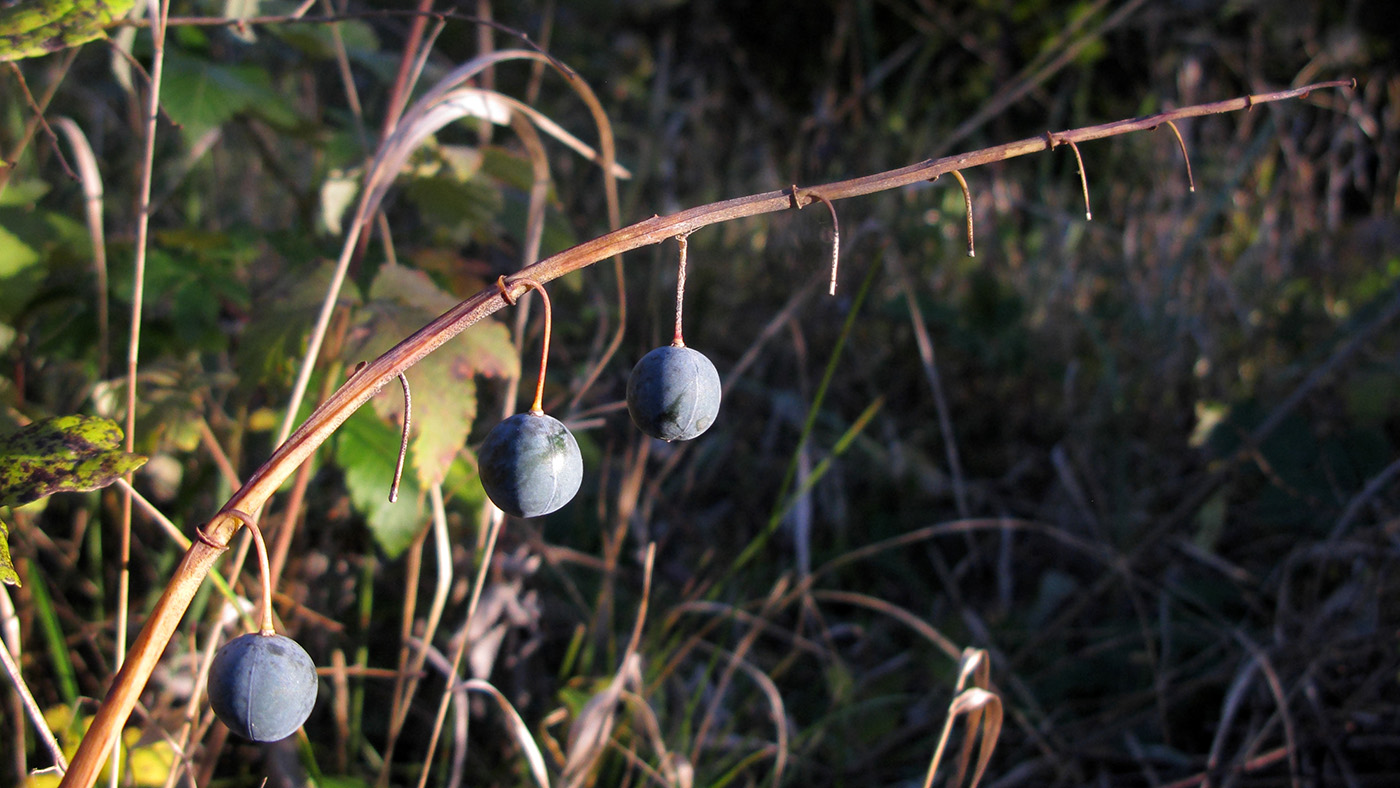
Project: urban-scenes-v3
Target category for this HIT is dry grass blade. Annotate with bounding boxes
[1330,453,1400,539]
[380,483,453,764]
[811,590,963,662]
[891,252,969,519]
[277,47,624,450]
[952,650,993,787]
[409,635,551,788]
[463,679,553,788]
[691,641,791,788]
[367,85,628,218]
[617,689,693,788]
[812,518,1114,586]
[921,684,1003,788]
[108,5,173,786]
[410,509,507,788]
[1,586,67,775]
[689,580,786,765]
[1213,633,1300,788]
[564,544,656,786]
[563,653,642,786]
[52,117,108,375]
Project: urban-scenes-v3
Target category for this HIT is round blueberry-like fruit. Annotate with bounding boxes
[478,412,583,517]
[627,344,722,442]
[207,632,317,742]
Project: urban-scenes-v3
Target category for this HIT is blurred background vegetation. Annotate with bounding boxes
[1,0,1397,786]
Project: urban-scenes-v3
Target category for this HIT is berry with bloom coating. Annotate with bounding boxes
[478,411,583,517]
[207,632,318,742]
[627,345,722,441]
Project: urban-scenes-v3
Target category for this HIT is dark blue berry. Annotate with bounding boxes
[207,632,317,742]
[477,412,583,517]
[627,345,722,441]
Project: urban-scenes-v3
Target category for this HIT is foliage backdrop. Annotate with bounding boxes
[1,1,1397,786]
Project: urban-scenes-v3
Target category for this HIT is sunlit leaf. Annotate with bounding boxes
[0,178,49,207]
[0,0,133,62]
[20,704,174,787]
[0,518,18,586]
[319,169,361,236]
[0,224,40,288]
[0,206,90,321]
[0,415,147,509]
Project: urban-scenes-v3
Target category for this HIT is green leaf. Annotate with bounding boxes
[0,518,18,586]
[342,266,517,488]
[0,0,133,62]
[402,175,503,246]
[0,222,41,286]
[0,415,147,509]
[237,261,351,390]
[0,178,49,207]
[335,407,422,559]
[0,205,90,320]
[161,50,300,136]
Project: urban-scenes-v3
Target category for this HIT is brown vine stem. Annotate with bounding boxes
[58,77,1352,788]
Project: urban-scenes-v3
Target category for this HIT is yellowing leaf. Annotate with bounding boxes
[0,415,147,509]
[342,266,517,487]
[21,704,173,788]
[0,518,17,586]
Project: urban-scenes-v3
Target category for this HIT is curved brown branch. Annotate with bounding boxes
[58,77,1352,788]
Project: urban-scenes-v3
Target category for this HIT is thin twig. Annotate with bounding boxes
[0,49,77,196]
[389,374,412,503]
[4,63,78,181]
[1066,139,1092,220]
[1160,120,1196,192]
[415,511,507,788]
[806,193,842,295]
[112,3,171,786]
[0,600,68,774]
[377,0,438,146]
[122,9,564,71]
[673,234,689,346]
[950,170,975,257]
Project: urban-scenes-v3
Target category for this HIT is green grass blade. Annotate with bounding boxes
[24,558,79,704]
[730,251,884,576]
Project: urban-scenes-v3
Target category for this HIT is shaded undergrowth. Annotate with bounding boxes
[2,1,1397,787]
